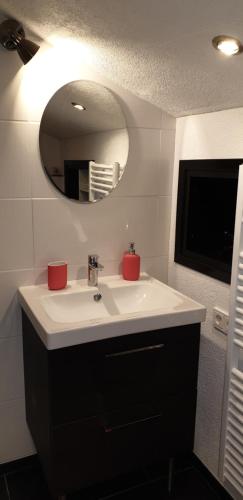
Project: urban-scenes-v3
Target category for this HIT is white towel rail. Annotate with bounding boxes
[89,161,120,201]
[221,165,243,499]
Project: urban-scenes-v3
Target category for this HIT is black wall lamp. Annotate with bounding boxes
[0,19,40,65]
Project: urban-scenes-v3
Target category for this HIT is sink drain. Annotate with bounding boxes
[93,293,102,302]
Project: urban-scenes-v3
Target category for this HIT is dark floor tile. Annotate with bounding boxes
[96,468,223,500]
[168,468,221,500]
[0,476,8,500]
[143,460,169,481]
[69,469,147,500]
[99,479,168,500]
[143,455,195,484]
[0,455,38,476]
[191,457,233,500]
[6,466,51,500]
[3,457,231,500]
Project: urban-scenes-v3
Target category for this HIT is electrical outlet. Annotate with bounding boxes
[213,307,229,335]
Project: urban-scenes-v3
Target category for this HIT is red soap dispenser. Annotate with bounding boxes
[122,242,140,281]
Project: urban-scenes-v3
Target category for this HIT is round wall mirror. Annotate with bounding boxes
[39,80,129,202]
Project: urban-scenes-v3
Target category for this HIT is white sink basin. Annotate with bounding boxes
[42,290,110,323]
[18,273,206,350]
[108,282,184,314]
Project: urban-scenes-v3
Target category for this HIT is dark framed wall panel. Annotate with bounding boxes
[175,159,241,283]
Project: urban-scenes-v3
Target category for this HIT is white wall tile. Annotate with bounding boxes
[29,123,62,199]
[159,129,175,196]
[157,196,172,256]
[34,260,121,284]
[0,399,35,463]
[141,255,168,283]
[161,110,176,130]
[0,337,24,401]
[0,122,32,199]
[0,200,34,271]
[0,270,34,339]
[177,108,243,160]
[34,255,168,285]
[0,43,93,122]
[112,128,161,197]
[0,52,23,121]
[33,196,165,268]
[113,90,163,129]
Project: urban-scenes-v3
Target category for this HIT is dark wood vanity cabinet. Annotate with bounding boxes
[22,311,200,497]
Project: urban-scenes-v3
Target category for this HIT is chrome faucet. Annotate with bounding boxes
[88,255,104,287]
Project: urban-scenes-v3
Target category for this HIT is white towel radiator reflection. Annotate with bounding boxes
[89,161,120,202]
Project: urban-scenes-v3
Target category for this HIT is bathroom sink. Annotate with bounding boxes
[18,273,206,350]
[107,281,184,314]
[41,290,110,323]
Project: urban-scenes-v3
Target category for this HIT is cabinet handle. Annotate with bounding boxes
[105,343,165,358]
[103,413,162,433]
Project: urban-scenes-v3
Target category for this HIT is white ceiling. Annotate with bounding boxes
[41,80,126,139]
[1,0,243,116]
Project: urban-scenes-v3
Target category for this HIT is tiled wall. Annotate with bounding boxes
[0,42,175,462]
[168,107,243,480]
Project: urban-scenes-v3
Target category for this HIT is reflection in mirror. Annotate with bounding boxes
[39,80,129,203]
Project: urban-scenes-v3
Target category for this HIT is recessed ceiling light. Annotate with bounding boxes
[71,102,86,111]
[212,35,242,56]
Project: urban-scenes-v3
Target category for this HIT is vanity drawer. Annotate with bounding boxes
[97,327,199,411]
[50,390,196,493]
[49,324,200,425]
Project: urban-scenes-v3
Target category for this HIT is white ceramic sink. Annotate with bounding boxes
[108,282,184,314]
[18,274,206,350]
[42,290,110,323]
[41,279,185,322]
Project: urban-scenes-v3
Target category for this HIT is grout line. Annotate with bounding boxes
[0,256,168,275]
[0,198,32,201]
[0,195,172,201]
[30,198,36,275]
[31,197,61,201]
[0,267,34,274]
[112,194,172,199]
[4,463,37,478]
[0,119,40,124]
[99,476,164,500]
[0,335,21,341]
[0,121,175,130]
[32,256,169,268]
[0,396,26,405]
[3,474,11,500]
[126,126,176,131]
[30,195,171,199]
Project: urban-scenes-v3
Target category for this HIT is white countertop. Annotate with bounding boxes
[18,274,206,350]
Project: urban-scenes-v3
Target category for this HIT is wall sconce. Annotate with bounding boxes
[0,19,40,65]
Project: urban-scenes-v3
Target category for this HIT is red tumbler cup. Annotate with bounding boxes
[48,261,67,290]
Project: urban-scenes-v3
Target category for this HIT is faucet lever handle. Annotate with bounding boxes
[88,254,104,270]
[88,254,98,266]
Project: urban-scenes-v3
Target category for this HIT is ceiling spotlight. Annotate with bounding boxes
[0,19,39,65]
[71,102,86,111]
[212,35,242,56]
